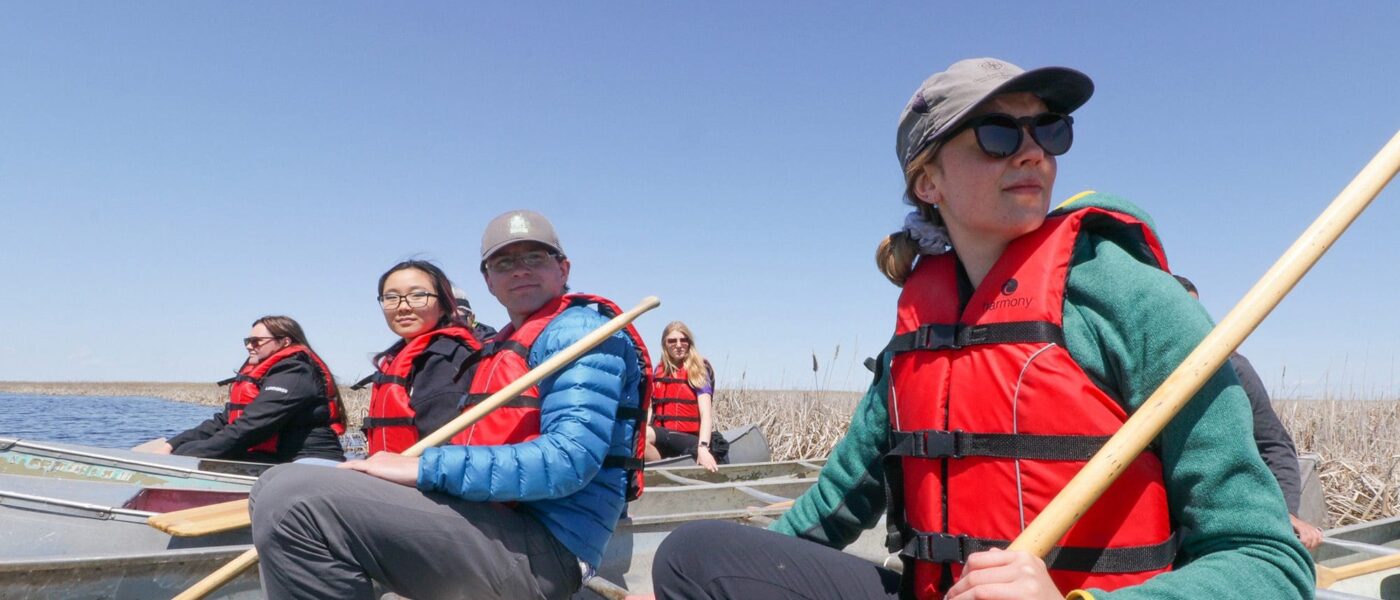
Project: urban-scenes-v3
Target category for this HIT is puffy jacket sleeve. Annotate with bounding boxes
[416,307,632,502]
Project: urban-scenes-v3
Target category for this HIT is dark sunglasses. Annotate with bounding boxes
[952,112,1074,159]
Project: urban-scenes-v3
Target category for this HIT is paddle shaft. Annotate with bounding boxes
[1317,552,1400,589]
[1008,131,1400,558]
[172,296,660,600]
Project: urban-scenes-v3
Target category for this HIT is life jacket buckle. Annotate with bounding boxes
[913,532,972,564]
[915,430,959,459]
[914,324,958,351]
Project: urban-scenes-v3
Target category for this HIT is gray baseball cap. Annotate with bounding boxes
[896,58,1094,170]
[479,209,564,261]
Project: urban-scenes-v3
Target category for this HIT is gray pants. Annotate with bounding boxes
[250,464,581,600]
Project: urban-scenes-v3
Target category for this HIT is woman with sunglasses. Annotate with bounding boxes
[134,315,347,463]
[356,260,482,455]
[648,58,1311,600]
[645,321,728,472]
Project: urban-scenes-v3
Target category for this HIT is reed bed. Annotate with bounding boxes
[1275,399,1400,526]
[713,388,861,461]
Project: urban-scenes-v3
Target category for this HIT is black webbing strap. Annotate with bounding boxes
[654,415,700,424]
[901,531,1177,573]
[654,376,689,384]
[351,372,410,391]
[217,374,255,387]
[615,405,644,422]
[460,393,543,410]
[885,321,1065,354]
[223,402,239,413]
[362,417,415,429]
[652,396,698,406]
[888,430,1110,461]
[603,455,644,470]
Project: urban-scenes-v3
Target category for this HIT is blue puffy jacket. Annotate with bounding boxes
[415,305,642,567]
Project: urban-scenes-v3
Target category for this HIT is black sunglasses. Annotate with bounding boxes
[952,112,1074,159]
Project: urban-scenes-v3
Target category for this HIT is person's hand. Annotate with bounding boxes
[132,438,173,454]
[696,446,719,472]
[945,548,1060,600]
[1290,513,1323,550]
[338,451,420,487]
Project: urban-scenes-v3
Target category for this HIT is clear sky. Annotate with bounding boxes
[2,3,1398,397]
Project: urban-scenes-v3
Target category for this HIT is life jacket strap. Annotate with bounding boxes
[362,417,416,429]
[654,415,701,424]
[218,374,257,387]
[604,455,645,470]
[351,372,410,391]
[888,430,1109,461]
[654,376,690,384]
[900,530,1177,574]
[652,396,699,406]
[459,393,543,411]
[885,321,1065,354]
[615,405,644,421]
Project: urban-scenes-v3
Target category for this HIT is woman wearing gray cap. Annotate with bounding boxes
[649,58,1311,600]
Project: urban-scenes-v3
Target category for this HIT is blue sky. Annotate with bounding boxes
[2,3,1398,397]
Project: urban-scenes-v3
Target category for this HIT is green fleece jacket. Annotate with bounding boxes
[770,193,1314,599]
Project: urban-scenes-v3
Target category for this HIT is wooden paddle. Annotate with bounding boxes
[169,295,660,600]
[1317,553,1400,589]
[1006,131,1400,560]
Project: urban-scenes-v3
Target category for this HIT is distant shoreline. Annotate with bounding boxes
[0,381,228,407]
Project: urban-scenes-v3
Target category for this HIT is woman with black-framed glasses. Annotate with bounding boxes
[133,315,347,464]
[649,58,1311,600]
[354,260,483,455]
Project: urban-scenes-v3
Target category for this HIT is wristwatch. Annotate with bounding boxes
[698,441,710,449]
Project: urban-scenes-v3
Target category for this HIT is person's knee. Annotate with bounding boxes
[250,464,339,541]
[646,426,657,444]
[656,520,739,580]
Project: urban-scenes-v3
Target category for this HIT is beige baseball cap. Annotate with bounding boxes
[479,209,565,261]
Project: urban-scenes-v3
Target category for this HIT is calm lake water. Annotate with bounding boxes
[0,393,217,449]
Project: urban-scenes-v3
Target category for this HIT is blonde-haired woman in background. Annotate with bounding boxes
[645,321,727,472]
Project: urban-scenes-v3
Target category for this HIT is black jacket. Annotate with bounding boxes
[1231,352,1302,514]
[169,354,345,463]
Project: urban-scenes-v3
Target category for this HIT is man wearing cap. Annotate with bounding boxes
[249,209,647,600]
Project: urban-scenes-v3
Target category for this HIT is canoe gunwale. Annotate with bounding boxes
[0,488,153,521]
[0,437,261,485]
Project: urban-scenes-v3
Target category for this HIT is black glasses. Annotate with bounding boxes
[953,112,1074,159]
[482,251,561,274]
[379,291,438,309]
[243,336,278,348]
[664,337,690,346]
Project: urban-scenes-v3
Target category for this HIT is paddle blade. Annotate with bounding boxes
[147,498,252,536]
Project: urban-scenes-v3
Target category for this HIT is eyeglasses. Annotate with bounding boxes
[482,251,561,274]
[664,337,690,346]
[379,291,438,309]
[243,336,278,348]
[952,112,1074,159]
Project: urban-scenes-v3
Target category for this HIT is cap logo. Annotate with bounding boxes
[982,60,1005,71]
[508,214,531,235]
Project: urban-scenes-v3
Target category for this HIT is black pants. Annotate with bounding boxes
[652,520,900,599]
[654,427,730,463]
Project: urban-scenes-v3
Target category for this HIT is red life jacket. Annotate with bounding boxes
[650,363,710,434]
[221,345,346,455]
[467,294,653,500]
[884,206,1176,598]
[355,326,483,455]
